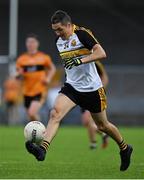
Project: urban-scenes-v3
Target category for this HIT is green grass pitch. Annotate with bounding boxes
[0,126,143,179]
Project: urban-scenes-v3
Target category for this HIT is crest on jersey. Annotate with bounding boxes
[64,42,69,49]
[71,39,76,46]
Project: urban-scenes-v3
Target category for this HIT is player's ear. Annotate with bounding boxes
[37,40,40,47]
[67,22,71,28]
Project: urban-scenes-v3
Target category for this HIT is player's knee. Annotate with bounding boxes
[82,111,91,127]
[97,125,105,132]
[97,122,109,132]
[50,107,62,123]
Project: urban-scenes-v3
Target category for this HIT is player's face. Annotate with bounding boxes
[26,38,39,53]
[52,22,72,39]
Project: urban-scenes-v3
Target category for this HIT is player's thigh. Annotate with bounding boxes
[28,100,42,115]
[81,110,92,126]
[90,110,109,127]
[51,93,76,119]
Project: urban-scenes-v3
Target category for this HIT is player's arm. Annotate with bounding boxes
[81,44,106,64]
[96,62,109,88]
[64,30,106,69]
[100,67,109,88]
[45,63,56,84]
[78,30,106,64]
[43,55,56,84]
[15,57,24,80]
[101,69,109,88]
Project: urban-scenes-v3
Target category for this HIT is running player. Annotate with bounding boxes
[81,61,109,149]
[25,11,133,171]
[16,34,56,121]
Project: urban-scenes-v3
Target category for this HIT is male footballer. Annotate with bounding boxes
[25,10,133,171]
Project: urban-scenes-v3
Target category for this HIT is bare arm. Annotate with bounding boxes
[81,44,106,64]
[15,58,24,80]
[45,62,56,84]
[100,69,109,88]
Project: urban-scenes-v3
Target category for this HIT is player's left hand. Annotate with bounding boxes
[64,57,83,69]
[41,77,51,85]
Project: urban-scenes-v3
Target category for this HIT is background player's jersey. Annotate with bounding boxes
[56,25,103,92]
[16,51,52,96]
[3,77,21,104]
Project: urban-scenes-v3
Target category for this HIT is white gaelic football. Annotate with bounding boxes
[24,121,46,144]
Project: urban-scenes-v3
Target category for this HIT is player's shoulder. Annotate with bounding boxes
[74,25,98,43]
[37,51,52,62]
[74,25,93,36]
[17,53,28,61]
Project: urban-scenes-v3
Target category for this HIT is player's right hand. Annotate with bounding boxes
[63,57,82,69]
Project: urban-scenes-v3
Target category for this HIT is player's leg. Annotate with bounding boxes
[43,93,76,143]
[81,109,97,149]
[25,93,76,160]
[81,109,109,149]
[91,110,123,146]
[25,93,45,121]
[27,101,42,121]
[101,133,109,149]
[90,110,133,171]
[79,87,132,171]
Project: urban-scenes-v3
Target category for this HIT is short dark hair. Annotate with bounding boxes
[51,10,72,25]
[26,33,39,41]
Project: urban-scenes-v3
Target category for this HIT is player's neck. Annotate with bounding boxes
[63,34,72,40]
[27,50,38,55]
[62,25,73,40]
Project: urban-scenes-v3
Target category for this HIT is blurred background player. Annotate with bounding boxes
[3,76,21,124]
[16,34,56,121]
[81,61,109,149]
[47,66,64,110]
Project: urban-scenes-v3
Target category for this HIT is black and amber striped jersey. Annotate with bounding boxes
[16,51,52,96]
[56,24,103,92]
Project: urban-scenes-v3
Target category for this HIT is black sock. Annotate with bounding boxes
[40,140,50,151]
[119,139,128,151]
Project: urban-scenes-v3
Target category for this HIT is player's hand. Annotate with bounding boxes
[41,77,51,85]
[64,57,83,69]
[15,68,24,80]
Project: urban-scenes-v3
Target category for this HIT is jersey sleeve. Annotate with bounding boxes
[44,55,53,68]
[16,56,23,69]
[75,29,99,50]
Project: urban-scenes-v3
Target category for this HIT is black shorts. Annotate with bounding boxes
[81,108,87,113]
[23,93,42,109]
[6,101,15,108]
[59,83,107,113]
